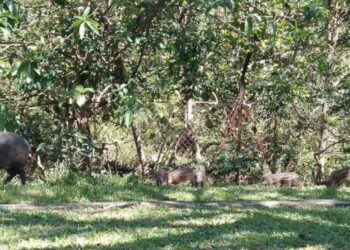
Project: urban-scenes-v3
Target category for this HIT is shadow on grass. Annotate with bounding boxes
[0,177,171,204]
[0,206,223,242]
[1,176,350,205]
[276,186,340,200]
[1,205,350,249]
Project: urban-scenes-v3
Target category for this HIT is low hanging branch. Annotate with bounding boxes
[314,139,346,157]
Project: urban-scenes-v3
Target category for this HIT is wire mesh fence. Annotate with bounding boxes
[96,99,233,174]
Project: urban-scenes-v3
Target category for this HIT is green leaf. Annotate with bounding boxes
[34,67,41,76]
[251,13,261,22]
[36,143,47,153]
[267,22,276,36]
[1,27,10,39]
[83,87,95,93]
[127,96,137,108]
[136,109,147,122]
[76,95,87,107]
[244,17,253,34]
[71,19,83,28]
[124,111,132,127]
[25,63,34,83]
[83,7,91,17]
[75,85,94,94]
[79,23,86,39]
[18,61,29,77]
[75,85,84,93]
[85,19,99,35]
[10,62,21,76]
[16,60,35,83]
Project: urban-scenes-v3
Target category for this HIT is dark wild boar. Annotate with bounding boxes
[325,167,350,187]
[262,172,300,186]
[0,132,30,185]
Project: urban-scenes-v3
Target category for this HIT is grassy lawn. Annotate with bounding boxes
[1,173,350,249]
[1,173,350,204]
[1,205,350,249]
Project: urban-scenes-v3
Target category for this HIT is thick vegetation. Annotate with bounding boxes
[0,0,349,183]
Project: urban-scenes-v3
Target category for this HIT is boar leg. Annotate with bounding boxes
[4,163,26,185]
[4,165,17,184]
[18,168,26,185]
[191,180,196,187]
[4,170,16,184]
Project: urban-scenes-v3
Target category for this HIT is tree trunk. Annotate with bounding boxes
[315,103,329,183]
[315,2,341,182]
[131,120,148,175]
[235,51,252,183]
[270,114,278,173]
[185,98,202,162]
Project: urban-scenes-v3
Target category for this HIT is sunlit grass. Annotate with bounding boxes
[1,172,350,249]
[1,172,350,205]
[1,206,349,249]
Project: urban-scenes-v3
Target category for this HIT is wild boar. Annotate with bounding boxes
[325,167,350,187]
[154,169,169,185]
[0,132,30,185]
[262,172,300,186]
[168,165,207,187]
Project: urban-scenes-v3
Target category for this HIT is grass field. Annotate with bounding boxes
[1,205,350,249]
[1,172,350,204]
[1,173,350,249]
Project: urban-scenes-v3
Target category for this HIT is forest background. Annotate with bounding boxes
[0,0,349,184]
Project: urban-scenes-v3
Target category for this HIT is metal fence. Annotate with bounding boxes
[97,99,233,173]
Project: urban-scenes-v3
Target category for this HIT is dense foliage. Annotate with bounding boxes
[0,0,349,183]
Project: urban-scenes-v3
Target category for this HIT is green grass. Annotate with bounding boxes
[0,172,350,204]
[1,206,350,249]
[1,172,350,249]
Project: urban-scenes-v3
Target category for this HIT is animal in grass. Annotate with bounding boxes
[0,132,30,185]
[325,167,350,187]
[154,169,169,186]
[262,172,300,186]
[155,165,207,187]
